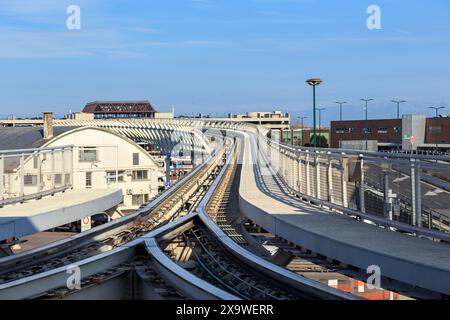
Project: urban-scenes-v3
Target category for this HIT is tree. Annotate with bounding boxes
[309,135,328,148]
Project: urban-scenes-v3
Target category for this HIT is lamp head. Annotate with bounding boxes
[306,78,322,86]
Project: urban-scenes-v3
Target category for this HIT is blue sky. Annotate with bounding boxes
[0,0,449,127]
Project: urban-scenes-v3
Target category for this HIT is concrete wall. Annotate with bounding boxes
[402,115,426,151]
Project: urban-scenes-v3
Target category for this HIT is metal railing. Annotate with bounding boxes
[253,128,450,241]
[0,145,74,206]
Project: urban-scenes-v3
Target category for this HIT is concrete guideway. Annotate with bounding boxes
[239,132,450,295]
[0,189,122,241]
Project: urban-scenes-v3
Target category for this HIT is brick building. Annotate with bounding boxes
[331,115,450,152]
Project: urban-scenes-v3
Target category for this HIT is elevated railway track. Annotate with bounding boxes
[1,120,449,299]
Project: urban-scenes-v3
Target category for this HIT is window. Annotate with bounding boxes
[33,156,38,169]
[24,175,37,186]
[133,153,139,166]
[363,127,372,134]
[336,128,346,134]
[55,174,62,186]
[394,127,402,133]
[79,147,98,162]
[106,171,125,184]
[377,127,388,134]
[349,128,356,133]
[429,126,441,134]
[132,194,149,206]
[86,172,92,188]
[132,170,148,181]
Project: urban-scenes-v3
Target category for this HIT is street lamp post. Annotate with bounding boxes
[361,98,374,151]
[317,108,326,147]
[335,101,347,121]
[392,100,406,151]
[335,101,347,149]
[306,78,322,148]
[297,116,308,146]
[429,106,446,153]
[392,99,406,119]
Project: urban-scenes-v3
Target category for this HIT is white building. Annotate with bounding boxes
[0,123,159,212]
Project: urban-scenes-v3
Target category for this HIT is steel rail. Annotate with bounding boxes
[0,140,226,280]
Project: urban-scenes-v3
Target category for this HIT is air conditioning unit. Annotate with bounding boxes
[126,189,133,195]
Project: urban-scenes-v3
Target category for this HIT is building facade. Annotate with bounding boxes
[330,115,450,152]
[0,125,160,211]
[82,101,156,119]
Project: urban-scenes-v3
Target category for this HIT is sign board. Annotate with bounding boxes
[409,135,416,145]
[81,216,91,232]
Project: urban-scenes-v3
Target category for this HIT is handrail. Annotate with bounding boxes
[0,185,72,208]
[0,145,74,155]
[253,132,450,243]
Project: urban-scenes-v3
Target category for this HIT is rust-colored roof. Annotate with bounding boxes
[82,100,156,113]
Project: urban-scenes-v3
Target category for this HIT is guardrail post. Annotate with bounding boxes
[306,153,311,196]
[315,153,320,199]
[62,148,66,186]
[298,154,302,193]
[70,146,74,186]
[415,161,422,228]
[359,156,365,213]
[410,159,417,226]
[383,164,390,220]
[328,159,334,203]
[20,153,25,197]
[51,149,55,190]
[340,155,348,208]
[37,152,42,193]
[291,152,295,189]
[0,155,4,200]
